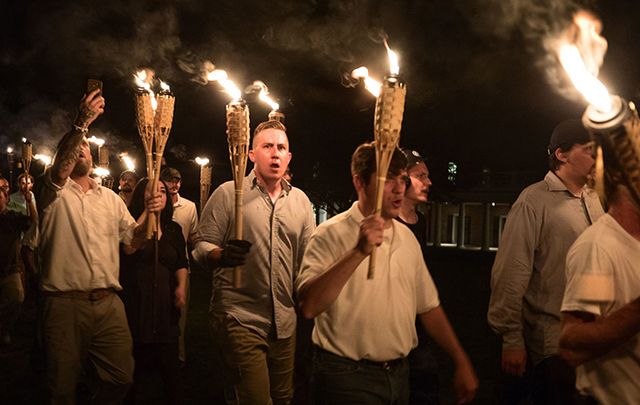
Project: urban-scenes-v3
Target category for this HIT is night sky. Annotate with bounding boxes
[2,0,640,208]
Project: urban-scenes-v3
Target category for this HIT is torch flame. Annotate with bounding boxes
[159,80,171,93]
[207,69,242,101]
[384,39,400,76]
[134,69,158,110]
[195,156,210,167]
[351,66,382,97]
[253,81,280,111]
[557,11,612,113]
[7,147,13,154]
[34,154,52,166]
[93,167,110,177]
[22,137,27,143]
[119,153,136,171]
[88,136,105,147]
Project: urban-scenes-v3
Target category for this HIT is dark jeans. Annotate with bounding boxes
[312,346,410,405]
[501,355,583,405]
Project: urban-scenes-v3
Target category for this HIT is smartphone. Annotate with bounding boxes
[87,79,103,95]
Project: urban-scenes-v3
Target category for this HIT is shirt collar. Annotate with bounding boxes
[173,193,183,207]
[249,170,291,195]
[68,176,101,193]
[545,170,573,193]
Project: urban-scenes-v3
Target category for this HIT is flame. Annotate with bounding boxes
[34,154,52,166]
[134,69,158,110]
[195,156,210,167]
[384,39,400,75]
[253,81,279,111]
[7,147,13,154]
[351,66,382,97]
[119,153,136,171]
[22,137,27,143]
[557,12,612,113]
[206,69,242,101]
[93,167,110,177]
[87,136,105,147]
[159,80,170,93]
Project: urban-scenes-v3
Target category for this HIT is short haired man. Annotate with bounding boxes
[559,121,640,404]
[296,142,478,404]
[0,176,37,344]
[488,119,604,403]
[118,170,139,206]
[193,120,316,404]
[35,89,163,403]
[160,166,198,364]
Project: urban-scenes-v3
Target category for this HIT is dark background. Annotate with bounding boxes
[2,0,640,206]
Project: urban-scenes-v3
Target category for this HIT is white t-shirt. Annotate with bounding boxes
[173,194,198,246]
[296,202,440,362]
[562,213,640,404]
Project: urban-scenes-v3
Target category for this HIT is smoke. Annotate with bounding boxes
[453,0,597,103]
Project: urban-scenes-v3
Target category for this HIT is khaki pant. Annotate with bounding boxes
[210,313,295,405]
[42,293,134,405]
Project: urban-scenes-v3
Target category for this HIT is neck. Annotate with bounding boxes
[608,189,640,240]
[71,174,92,192]
[554,169,585,196]
[399,198,418,224]
[171,193,179,205]
[357,200,393,228]
[255,172,282,199]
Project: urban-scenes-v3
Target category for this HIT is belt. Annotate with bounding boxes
[315,346,406,370]
[42,288,115,301]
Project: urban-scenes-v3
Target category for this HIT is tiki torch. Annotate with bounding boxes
[195,156,212,215]
[352,41,406,279]
[151,81,175,205]
[134,70,159,238]
[21,138,32,176]
[554,11,640,302]
[207,68,250,287]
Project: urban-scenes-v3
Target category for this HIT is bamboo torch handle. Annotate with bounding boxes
[367,175,386,279]
[233,187,244,287]
[145,151,156,239]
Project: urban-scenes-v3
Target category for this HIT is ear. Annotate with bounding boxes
[352,174,365,193]
[249,149,256,163]
[554,148,569,164]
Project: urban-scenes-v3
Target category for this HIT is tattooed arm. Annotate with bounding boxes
[50,89,105,187]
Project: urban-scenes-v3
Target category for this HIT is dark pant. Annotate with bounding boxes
[126,341,182,405]
[312,347,410,405]
[501,355,580,405]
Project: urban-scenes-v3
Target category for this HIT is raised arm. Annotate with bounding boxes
[297,213,383,319]
[50,89,105,186]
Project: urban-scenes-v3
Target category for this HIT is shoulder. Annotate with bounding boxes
[288,186,312,204]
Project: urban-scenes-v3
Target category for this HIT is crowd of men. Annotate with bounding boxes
[1,86,639,405]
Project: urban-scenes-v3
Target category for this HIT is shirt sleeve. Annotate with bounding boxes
[294,193,317,281]
[415,258,440,314]
[295,223,340,294]
[115,193,137,245]
[191,184,231,267]
[487,196,539,348]
[562,239,614,316]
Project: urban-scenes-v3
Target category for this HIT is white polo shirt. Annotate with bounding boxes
[296,202,440,362]
[172,194,198,246]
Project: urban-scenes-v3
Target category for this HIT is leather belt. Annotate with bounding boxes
[42,288,115,301]
[315,346,406,370]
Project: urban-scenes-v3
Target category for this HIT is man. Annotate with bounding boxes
[559,125,640,404]
[396,148,439,404]
[8,173,39,294]
[36,89,163,404]
[296,142,478,404]
[193,120,315,404]
[118,169,139,206]
[487,119,604,403]
[160,166,198,364]
[0,176,36,344]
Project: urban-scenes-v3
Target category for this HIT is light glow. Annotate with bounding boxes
[195,156,210,167]
[87,136,105,147]
[253,81,279,111]
[384,39,400,75]
[93,167,110,177]
[206,69,242,101]
[134,69,157,110]
[7,147,13,154]
[119,153,136,171]
[34,154,52,166]
[351,66,382,97]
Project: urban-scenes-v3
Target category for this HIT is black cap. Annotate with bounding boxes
[119,170,138,181]
[548,119,591,155]
[402,148,425,169]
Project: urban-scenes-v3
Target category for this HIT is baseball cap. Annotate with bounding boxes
[548,119,592,155]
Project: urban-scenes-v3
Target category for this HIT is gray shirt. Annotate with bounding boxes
[487,171,604,364]
[192,170,316,339]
